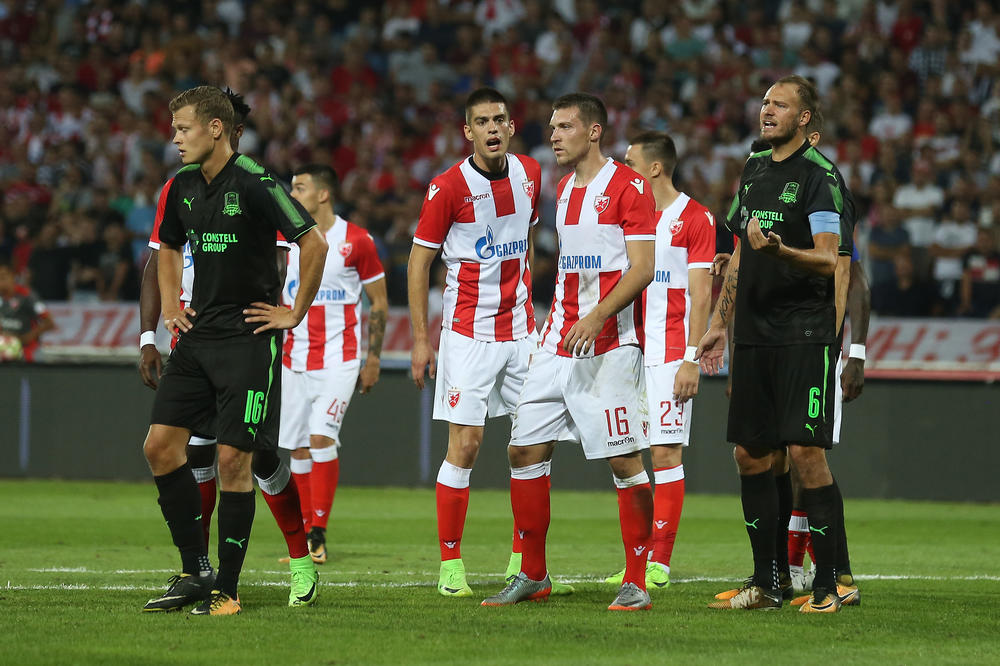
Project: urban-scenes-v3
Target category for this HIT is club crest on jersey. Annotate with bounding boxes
[779,182,799,204]
[642,421,649,438]
[223,192,242,216]
[594,195,610,214]
[338,241,353,258]
[668,218,684,235]
[447,389,461,408]
[522,179,535,199]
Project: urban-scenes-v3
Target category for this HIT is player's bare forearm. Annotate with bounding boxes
[407,244,436,343]
[775,232,839,277]
[275,247,288,289]
[289,228,328,324]
[592,239,654,322]
[139,249,162,333]
[847,261,871,344]
[364,278,388,360]
[710,242,740,329]
[835,255,850,334]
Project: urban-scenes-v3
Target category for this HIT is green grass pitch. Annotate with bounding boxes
[2,481,999,665]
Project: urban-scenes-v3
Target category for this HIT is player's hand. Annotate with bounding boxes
[673,360,700,404]
[841,357,864,402]
[747,217,783,254]
[711,252,732,276]
[243,302,298,333]
[163,306,196,337]
[358,355,380,394]
[562,311,605,357]
[695,325,726,375]
[138,344,163,390]
[411,339,436,390]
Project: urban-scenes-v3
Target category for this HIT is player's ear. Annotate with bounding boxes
[508,118,515,137]
[650,161,662,179]
[591,123,602,144]
[463,124,474,142]
[799,109,811,129]
[210,118,224,140]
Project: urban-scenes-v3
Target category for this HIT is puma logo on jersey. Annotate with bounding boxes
[630,178,644,194]
[427,183,440,201]
[654,520,669,529]
[260,175,274,183]
[183,196,195,211]
[444,541,457,549]
[633,546,646,556]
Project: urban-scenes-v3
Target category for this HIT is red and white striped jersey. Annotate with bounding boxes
[149,176,289,304]
[539,158,656,358]
[642,193,716,365]
[282,216,384,370]
[413,154,540,342]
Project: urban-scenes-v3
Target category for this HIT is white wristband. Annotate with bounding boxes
[849,344,866,361]
[140,331,157,350]
[683,346,698,363]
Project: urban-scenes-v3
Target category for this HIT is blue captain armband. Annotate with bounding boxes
[808,211,841,237]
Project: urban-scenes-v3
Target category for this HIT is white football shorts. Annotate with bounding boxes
[833,354,843,445]
[432,327,536,426]
[644,359,693,447]
[278,361,360,450]
[511,345,649,460]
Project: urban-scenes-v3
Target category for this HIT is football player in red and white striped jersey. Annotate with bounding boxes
[604,131,715,590]
[483,93,657,611]
[408,88,560,599]
[281,164,388,563]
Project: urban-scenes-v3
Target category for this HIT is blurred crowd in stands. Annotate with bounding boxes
[0,0,997,318]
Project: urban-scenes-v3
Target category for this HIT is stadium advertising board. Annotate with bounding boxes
[30,303,1000,381]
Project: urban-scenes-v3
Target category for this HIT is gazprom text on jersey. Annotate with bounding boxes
[559,255,602,270]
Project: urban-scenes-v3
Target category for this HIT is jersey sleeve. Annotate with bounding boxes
[246,177,317,242]
[687,206,716,268]
[413,177,453,249]
[525,156,542,226]
[147,177,175,249]
[276,231,290,249]
[723,185,741,236]
[620,177,656,239]
[157,177,186,247]
[348,227,386,283]
[805,168,843,218]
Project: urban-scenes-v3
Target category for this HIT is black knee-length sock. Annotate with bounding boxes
[740,470,778,589]
[215,490,256,598]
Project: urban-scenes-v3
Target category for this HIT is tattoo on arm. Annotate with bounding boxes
[717,266,738,326]
[368,310,386,358]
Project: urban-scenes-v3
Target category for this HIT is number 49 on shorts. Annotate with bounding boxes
[244,390,265,425]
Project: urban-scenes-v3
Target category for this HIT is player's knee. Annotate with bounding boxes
[507,444,546,469]
[733,444,770,474]
[651,444,682,468]
[216,448,253,486]
[251,448,280,479]
[143,427,185,471]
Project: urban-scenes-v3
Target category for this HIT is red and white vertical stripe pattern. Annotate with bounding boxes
[540,158,656,358]
[282,216,384,371]
[413,154,541,342]
[642,194,716,365]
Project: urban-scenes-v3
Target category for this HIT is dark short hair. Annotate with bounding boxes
[553,92,608,131]
[168,86,235,134]
[293,164,339,199]
[465,87,509,123]
[629,131,678,177]
[773,75,820,122]
[225,88,251,126]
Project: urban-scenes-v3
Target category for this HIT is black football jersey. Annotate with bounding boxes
[724,140,842,346]
[159,153,316,339]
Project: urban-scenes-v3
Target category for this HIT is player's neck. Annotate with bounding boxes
[315,208,337,233]
[770,134,806,163]
[472,151,507,175]
[653,181,680,211]
[200,143,234,184]
[572,148,607,187]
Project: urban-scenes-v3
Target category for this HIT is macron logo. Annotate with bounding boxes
[427,184,440,201]
[705,211,715,227]
[518,530,525,540]
[444,541,457,549]
[633,546,646,556]
[314,509,326,517]
[654,520,668,529]
[630,178,644,194]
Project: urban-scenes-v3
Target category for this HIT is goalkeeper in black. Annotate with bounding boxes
[697,75,846,613]
[141,86,328,616]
